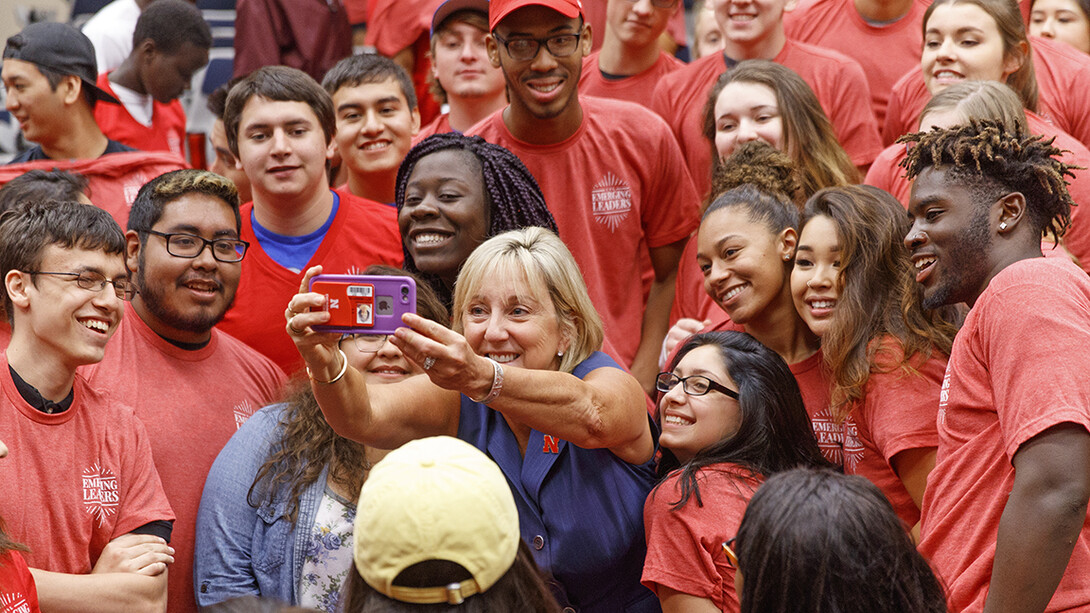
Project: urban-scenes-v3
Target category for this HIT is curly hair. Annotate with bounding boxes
[899,119,1076,242]
[247,266,450,524]
[799,186,958,421]
[395,133,558,306]
[704,141,801,235]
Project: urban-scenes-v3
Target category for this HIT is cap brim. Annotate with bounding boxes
[489,1,582,31]
[84,79,121,105]
[431,0,490,34]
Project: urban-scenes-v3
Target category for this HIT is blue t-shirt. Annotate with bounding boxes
[251,192,339,272]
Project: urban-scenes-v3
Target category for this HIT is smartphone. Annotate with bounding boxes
[308,274,417,335]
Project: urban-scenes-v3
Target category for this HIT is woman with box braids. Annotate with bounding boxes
[395,133,558,309]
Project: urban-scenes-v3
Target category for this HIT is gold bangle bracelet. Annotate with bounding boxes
[307,348,348,384]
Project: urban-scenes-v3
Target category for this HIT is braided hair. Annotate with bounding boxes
[899,119,1076,242]
[395,133,559,307]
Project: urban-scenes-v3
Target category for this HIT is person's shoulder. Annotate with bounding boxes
[993,256,1090,291]
[582,97,674,137]
[785,39,865,71]
[212,328,288,375]
[1032,34,1090,73]
[659,53,724,88]
[7,147,44,164]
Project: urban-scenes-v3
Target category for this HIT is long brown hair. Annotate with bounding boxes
[702,60,858,200]
[923,0,1039,111]
[799,186,958,421]
[0,517,27,563]
[248,267,450,522]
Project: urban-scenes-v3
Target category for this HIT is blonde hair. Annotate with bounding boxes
[921,80,1029,132]
[452,227,604,373]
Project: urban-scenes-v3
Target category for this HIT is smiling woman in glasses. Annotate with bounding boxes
[642,330,832,613]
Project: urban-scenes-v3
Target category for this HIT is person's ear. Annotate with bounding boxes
[1002,40,1029,79]
[5,270,31,311]
[410,107,421,135]
[779,227,798,261]
[486,34,501,68]
[580,23,593,55]
[995,191,1027,234]
[138,38,157,63]
[61,75,83,105]
[125,230,142,274]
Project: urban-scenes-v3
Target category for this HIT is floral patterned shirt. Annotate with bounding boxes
[298,485,356,612]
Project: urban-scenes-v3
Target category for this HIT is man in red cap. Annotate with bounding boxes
[416,0,507,138]
[470,0,698,411]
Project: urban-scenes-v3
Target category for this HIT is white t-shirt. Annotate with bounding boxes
[82,0,140,73]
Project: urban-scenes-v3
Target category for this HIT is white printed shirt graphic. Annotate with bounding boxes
[82,463,119,527]
[233,399,256,430]
[842,416,864,472]
[591,173,633,232]
[0,592,32,613]
[937,368,951,428]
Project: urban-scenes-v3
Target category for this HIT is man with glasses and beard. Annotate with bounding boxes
[86,169,285,613]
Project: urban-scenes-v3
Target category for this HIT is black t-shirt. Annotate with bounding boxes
[7,139,136,164]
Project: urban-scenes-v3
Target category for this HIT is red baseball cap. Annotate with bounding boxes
[489,0,584,31]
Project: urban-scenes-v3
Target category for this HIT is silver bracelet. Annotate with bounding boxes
[307,348,348,384]
[472,357,504,404]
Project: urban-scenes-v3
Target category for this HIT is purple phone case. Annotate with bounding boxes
[308,274,417,335]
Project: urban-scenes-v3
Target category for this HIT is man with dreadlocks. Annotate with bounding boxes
[901,119,1090,612]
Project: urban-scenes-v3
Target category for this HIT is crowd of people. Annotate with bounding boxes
[1,0,1090,611]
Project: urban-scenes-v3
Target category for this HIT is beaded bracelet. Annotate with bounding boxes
[307,348,348,384]
[472,357,504,404]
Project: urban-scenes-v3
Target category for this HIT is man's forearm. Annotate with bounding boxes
[630,276,676,395]
[984,425,1090,613]
[32,567,168,613]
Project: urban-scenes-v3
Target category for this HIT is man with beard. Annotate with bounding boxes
[902,120,1090,612]
[85,169,285,613]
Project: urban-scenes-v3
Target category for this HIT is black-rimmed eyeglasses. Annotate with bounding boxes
[141,230,249,263]
[25,271,135,301]
[492,31,583,62]
[656,372,740,400]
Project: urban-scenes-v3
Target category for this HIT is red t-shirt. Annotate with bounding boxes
[642,464,762,611]
[412,113,453,146]
[0,360,174,574]
[884,36,1090,147]
[84,304,285,613]
[468,97,701,365]
[93,74,187,158]
[218,189,403,373]
[918,257,1090,612]
[650,42,882,197]
[0,152,187,230]
[579,51,685,109]
[364,0,443,125]
[0,550,39,613]
[784,0,928,126]
[841,339,945,529]
[699,319,839,465]
[865,111,1090,272]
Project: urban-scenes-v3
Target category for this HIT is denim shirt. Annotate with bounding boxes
[194,404,325,607]
[457,352,661,613]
